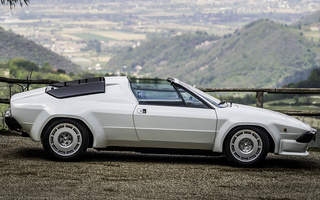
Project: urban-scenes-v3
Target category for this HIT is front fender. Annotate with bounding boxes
[212,106,286,153]
[212,104,312,154]
[212,120,279,153]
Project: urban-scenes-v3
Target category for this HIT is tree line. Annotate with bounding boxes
[1,0,28,8]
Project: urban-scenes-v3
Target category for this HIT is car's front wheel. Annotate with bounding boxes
[223,126,269,166]
[41,119,89,161]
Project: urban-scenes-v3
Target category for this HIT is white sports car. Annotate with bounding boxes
[5,76,317,166]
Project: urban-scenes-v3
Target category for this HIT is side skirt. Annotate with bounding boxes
[94,146,223,156]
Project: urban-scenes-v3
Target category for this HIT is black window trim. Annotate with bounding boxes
[171,83,187,106]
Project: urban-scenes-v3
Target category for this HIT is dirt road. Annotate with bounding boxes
[1,134,320,200]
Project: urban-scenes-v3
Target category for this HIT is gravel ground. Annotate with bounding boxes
[1,133,320,200]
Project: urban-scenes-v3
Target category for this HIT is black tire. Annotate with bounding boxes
[41,119,89,161]
[223,126,269,167]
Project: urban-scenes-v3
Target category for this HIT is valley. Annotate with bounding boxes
[0,0,319,72]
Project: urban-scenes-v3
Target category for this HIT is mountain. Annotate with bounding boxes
[105,19,319,88]
[0,27,80,74]
[296,10,320,26]
[285,68,320,88]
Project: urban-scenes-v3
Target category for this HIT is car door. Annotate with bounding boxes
[131,80,217,146]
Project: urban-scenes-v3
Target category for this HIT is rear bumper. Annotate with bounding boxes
[5,110,22,131]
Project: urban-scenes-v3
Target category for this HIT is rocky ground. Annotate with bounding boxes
[1,133,320,200]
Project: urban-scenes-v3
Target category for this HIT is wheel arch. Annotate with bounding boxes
[221,125,275,153]
[41,117,94,148]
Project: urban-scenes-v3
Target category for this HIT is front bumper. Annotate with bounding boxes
[278,128,317,156]
[5,110,22,131]
[278,139,309,156]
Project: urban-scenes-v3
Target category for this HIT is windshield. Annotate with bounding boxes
[179,81,224,107]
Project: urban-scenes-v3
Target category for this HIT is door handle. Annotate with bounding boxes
[137,108,147,114]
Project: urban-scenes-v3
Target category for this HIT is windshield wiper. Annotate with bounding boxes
[219,98,226,105]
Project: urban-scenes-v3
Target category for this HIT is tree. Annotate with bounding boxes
[1,0,29,8]
[7,58,39,78]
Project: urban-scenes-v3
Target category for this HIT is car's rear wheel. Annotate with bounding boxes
[41,119,89,161]
[224,126,269,166]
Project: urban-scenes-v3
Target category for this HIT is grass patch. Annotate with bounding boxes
[0,129,20,136]
[71,33,115,42]
[93,30,147,40]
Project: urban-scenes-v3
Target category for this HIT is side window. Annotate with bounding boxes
[177,86,208,109]
[131,81,184,107]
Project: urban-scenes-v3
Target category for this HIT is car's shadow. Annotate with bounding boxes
[263,155,320,170]
[17,147,227,166]
[84,149,229,166]
[16,147,320,170]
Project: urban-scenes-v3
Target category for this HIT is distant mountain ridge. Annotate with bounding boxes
[0,27,80,74]
[296,10,320,26]
[106,19,320,88]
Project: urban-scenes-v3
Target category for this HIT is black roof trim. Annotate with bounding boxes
[50,77,105,88]
[46,77,105,99]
